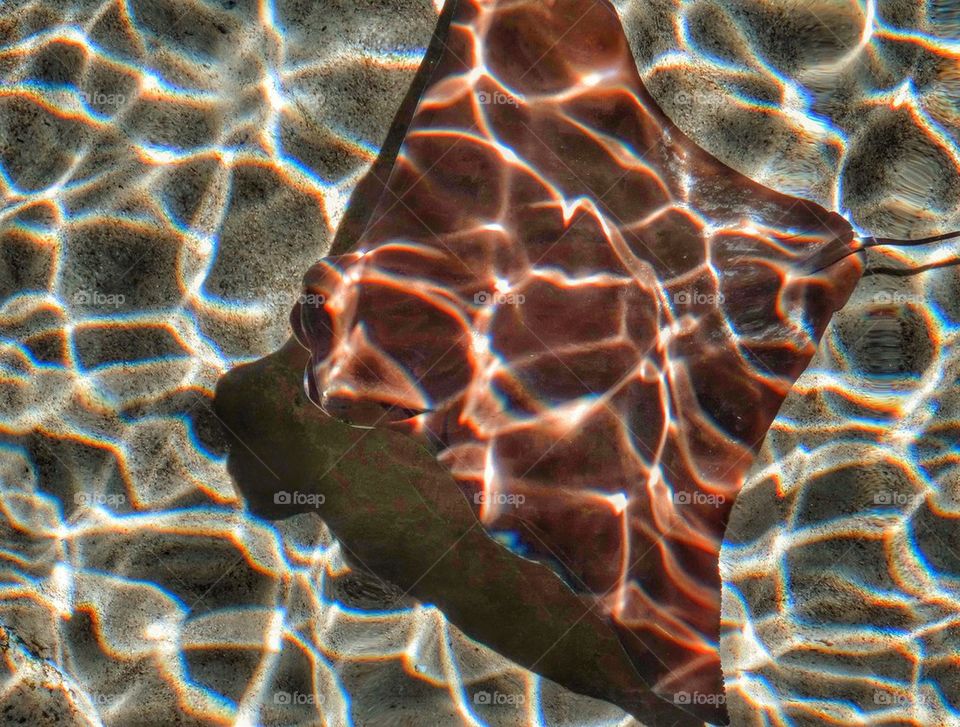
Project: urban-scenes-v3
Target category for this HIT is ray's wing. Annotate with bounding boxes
[292,0,864,721]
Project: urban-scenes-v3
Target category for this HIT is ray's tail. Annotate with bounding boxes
[856,229,960,275]
[806,227,960,275]
[860,229,960,250]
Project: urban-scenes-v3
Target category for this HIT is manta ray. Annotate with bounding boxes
[217,0,958,723]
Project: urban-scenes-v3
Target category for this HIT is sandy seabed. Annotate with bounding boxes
[1,1,960,725]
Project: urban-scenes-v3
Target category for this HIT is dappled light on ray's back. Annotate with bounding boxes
[269,0,958,722]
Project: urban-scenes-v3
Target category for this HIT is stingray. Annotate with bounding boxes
[217,0,959,723]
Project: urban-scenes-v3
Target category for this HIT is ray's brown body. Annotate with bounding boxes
[284,0,864,721]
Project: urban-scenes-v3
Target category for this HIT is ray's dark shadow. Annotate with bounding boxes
[213,337,706,726]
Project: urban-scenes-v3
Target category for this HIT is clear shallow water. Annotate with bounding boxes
[0,1,959,726]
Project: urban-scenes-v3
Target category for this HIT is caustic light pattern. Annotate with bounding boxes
[2,0,960,725]
[292,0,867,720]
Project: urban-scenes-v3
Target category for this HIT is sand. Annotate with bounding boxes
[1,0,959,725]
